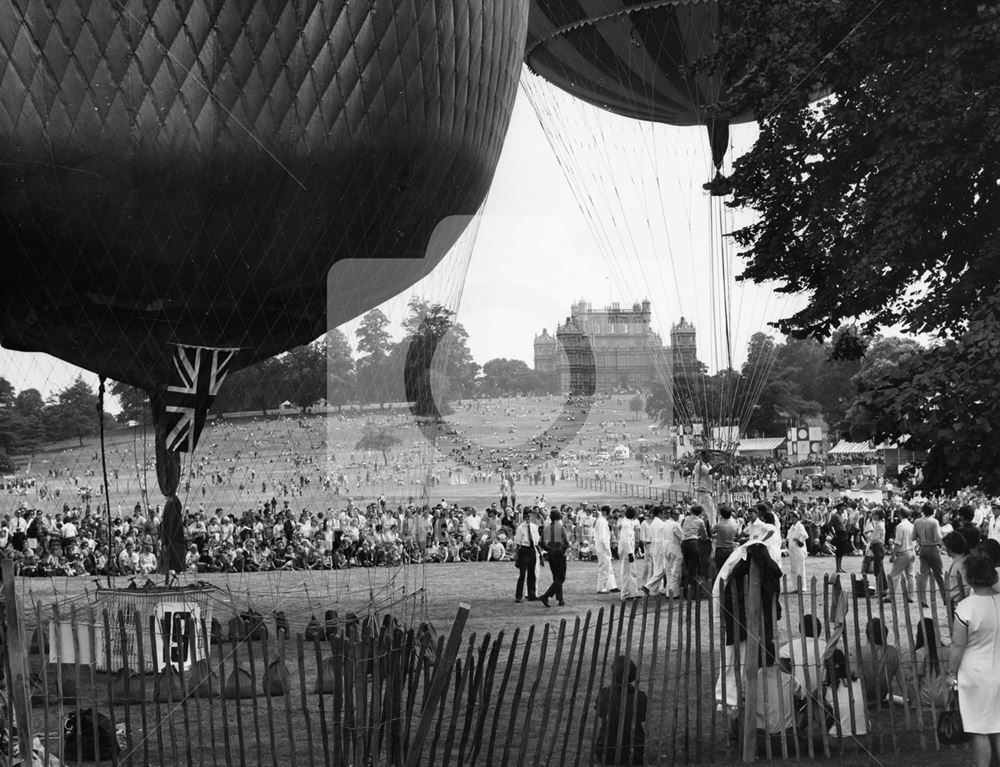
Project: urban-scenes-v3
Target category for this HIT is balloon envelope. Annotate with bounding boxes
[525,0,751,128]
[0,0,528,390]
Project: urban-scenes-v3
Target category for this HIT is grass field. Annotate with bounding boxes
[10,550,966,767]
[4,395,679,518]
[3,397,966,765]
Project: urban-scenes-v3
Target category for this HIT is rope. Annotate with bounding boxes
[97,376,114,590]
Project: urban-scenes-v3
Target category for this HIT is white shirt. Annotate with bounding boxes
[988,513,1000,544]
[893,518,916,554]
[786,521,808,552]
[618,519,637,557]
[594,516,612,548]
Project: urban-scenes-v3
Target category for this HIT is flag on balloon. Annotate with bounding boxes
[164,345,239,453]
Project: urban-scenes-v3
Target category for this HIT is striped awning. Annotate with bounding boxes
[828,440,876,455]
[737,437,786,453]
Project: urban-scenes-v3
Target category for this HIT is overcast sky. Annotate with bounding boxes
[1,74,805,402]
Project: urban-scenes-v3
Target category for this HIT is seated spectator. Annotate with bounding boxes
[594,656,647,765]
[856,618,901,707]
[825,649,868,738]
[779,614,827,694]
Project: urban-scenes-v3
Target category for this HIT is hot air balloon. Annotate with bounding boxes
[0,0,529,500]
[525,0,751,173]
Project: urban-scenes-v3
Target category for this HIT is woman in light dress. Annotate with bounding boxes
[947,553,1000,767]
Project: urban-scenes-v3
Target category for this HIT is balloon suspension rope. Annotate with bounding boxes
[97,376,114,590]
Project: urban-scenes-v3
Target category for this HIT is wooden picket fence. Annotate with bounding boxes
[0,559,965,766]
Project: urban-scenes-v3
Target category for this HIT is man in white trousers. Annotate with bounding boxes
[642,506,669,596]
[618,507,641,600]
[785,509,809,591]
[594,505,619,594]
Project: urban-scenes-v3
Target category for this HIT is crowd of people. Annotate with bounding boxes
[2,486,997,592]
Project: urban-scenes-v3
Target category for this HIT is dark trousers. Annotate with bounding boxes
[541,553,567,603]
[681,540,703,583]
[715,548,734,574]
[516,549,537,600]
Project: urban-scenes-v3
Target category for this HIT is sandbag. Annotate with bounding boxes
[315,656,338,694]
[262,657,291,696]
[187,659,219,699]
[110,668,146,704]
[227,615,248,644]
[274,611,290,640]
[324,609,339,639]
[154,667,185,703]
[32,667,77,704]
[242,610,268,641]
[304,616,324,642]
[223,665,255,699]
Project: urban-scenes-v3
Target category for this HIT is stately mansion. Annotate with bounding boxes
[533,299,698,395]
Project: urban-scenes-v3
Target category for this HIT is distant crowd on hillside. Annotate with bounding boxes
[1,487,994,583]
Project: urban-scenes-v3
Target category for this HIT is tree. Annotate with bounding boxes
[212,357,285,415]
[845,299,1000,492]
[12,388,45,456]
[355,309,394,407]
[715,1,999,339]
[401,298,470,417]
[46,375,99,446]
[843,335,925,436]
[281,341,327,412]
[355,309,392,357]
[109,381,151,425]
[480,358,542,396]
[324,329,356,410]
[628,394,644,421]
[355,421,402,466]
[0,377,14,408]
[708,1,999,486]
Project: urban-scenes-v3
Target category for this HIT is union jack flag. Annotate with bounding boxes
[164,345,239,453]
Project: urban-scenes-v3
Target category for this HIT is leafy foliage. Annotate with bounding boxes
[715,0,1000,339]
[847,299,1000,492]
[708,0,999,489]
[354,421,402,465]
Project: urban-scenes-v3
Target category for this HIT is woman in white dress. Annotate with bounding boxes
[947,553,1000,767]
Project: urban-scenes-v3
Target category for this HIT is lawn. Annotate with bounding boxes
[8,551,968,767]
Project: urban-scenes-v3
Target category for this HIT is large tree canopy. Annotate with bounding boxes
[716,0,999,339]
[713,0,999,489]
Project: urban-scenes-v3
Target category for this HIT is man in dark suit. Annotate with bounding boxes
[539,509,570,607]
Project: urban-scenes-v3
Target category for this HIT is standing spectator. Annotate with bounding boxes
[680,505,709,598]
[785,510,808,591]
[594,506,619,594]
[913,503,946,609]
[617,508,641,600]
[947,553,1000,767]
[513,510,540,603]
[885,509,916,604]
[864,510,888,595]
[944,531,970,623]
[713,505,740,574]
[829,505,849,574]
[642,507,670,597]
[538,509,570,607]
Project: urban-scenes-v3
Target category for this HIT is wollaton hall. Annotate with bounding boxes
[533,299,698,395]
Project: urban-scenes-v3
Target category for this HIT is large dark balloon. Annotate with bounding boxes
[525,0,750,166]
[0,0,528,390]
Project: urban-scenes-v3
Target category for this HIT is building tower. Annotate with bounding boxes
[670,317,698,376]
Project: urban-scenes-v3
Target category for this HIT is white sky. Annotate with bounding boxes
[1,74,806,403]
